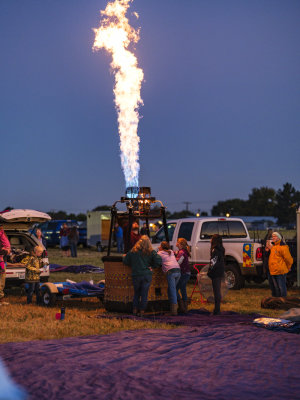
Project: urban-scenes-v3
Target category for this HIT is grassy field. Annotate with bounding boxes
[249,230,296,240]
[1,245,299,344]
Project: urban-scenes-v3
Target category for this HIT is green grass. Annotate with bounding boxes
[249,229,296,240]
[47,247,105,267]
[1,246,298,343]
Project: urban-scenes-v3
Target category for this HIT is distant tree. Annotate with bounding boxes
[93,205,111,211]
[275,182,300,226]
[47,210,68,220]
[246,187,276,216]
[47,210,87,221]
[147,204,172,219]
[76,213,87,221]
[165,210,172,219]
[211,199,248,216]
[68,213,77,221]
[168,210,194,219]
[200,211,208,216]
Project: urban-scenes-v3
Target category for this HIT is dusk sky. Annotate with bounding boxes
[0,0,299,215]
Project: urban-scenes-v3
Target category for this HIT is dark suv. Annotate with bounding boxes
[37,220,77,247]
[77,220,87,247]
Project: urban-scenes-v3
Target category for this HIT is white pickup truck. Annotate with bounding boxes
[151,217,263,290]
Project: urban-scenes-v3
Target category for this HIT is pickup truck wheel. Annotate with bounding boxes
[41,287,57,307]
[225,263,245,290]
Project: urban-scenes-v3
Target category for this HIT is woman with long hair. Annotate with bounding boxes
[34,228,47,249]
[175,238,191,314]
[158,241,181,315]
[208,234,225,315]
[123,235,162,316]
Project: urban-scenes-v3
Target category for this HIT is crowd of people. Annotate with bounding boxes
[59,223,79,258]
[122,225,223,316]
[0,219,294,313]
[122,223,294,317]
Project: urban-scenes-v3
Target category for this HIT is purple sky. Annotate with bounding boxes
[0,0,299,214]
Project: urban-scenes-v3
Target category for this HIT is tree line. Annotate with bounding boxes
[211,182,300,226]
[44,182,299,227]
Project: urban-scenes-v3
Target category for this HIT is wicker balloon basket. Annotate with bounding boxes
[102,256,170,312]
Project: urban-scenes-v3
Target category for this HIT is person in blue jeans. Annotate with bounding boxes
[268,232,293,297]
[175,238,191,314]
[123,235,161,316]
[158,241,181,315]
[114,222,124,253]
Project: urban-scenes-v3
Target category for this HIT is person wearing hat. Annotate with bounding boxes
[0,225,11,306]
[268,232,293,297]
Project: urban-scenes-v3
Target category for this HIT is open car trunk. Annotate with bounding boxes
[0,209,51,230]
[1,209,51,286]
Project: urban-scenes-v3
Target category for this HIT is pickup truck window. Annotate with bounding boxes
[152,223,177,244]
[228,221,247,238]
[200,222,218,239]
[200,221,247,239]
[218,221,229,237]
[178,222,194,241]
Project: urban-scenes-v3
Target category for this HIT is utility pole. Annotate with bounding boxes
[183,201,192,211]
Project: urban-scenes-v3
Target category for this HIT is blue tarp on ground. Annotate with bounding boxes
[55,281,105,296]
[1,311,300,400]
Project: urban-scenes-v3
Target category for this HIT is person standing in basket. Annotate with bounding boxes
[140,223,148,236]
[0,225,11,306]
[123,221,141,253]
[207,234,225,315]
[175,238,191,314]
[268,232,293,297]
[22,245,44,304]
[114,222,124,253]
[158,241,181,315]
[123,235,162,316]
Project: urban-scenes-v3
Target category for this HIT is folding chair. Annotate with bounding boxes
[190,264,207,304]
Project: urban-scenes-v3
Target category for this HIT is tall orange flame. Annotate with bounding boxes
[93,0,144,188]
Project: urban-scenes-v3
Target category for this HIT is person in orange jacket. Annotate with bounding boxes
[267,232,293,297]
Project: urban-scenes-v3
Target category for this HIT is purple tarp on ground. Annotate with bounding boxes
[49,264,104,274]
[95,309,262,327]
[95,309,300,333]
[1,311,300,400]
